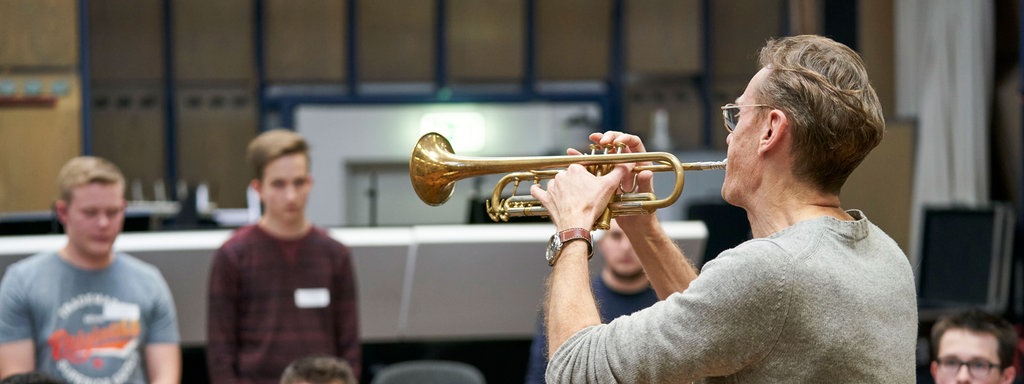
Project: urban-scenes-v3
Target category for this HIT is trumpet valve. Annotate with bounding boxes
[500,195,550,219]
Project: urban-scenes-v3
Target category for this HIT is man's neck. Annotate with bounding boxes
[59,245,114,270]
[744,179,848,238]
[601,268,651,295]
[258,216,311,239]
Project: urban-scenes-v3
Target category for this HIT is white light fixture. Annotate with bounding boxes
[419,111,485,152]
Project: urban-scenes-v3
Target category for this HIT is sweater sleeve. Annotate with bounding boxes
[332,242,361,380]
[545,241,792,383]
[206,246,242,383]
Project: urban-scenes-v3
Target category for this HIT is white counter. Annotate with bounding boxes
[0,222,707,345]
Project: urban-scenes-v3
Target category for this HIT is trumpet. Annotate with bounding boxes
[409,132,725,230]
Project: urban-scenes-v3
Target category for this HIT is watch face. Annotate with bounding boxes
[545,234,561,264]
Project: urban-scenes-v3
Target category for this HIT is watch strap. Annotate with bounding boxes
[557,227,593,258]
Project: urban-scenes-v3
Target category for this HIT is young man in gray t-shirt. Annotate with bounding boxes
[0,156,181,384]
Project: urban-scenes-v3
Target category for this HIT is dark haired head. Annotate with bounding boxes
[280,355,355,384]
[930,308,1018,368]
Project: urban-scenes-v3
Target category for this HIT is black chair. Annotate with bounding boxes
[370,360,486,384]
[686,200,751,267]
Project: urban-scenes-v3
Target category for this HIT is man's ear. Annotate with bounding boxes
[1000,365,1015,384]
[55,200,69,224]
[250,179,263,197]
[758,109,789,156]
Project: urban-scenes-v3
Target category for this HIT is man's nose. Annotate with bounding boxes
[955,364,972,382]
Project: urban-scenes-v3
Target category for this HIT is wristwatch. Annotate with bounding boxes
[545,227,593,266]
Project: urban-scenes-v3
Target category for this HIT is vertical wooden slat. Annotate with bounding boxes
[0,75,82,212]
[89,0,164,81]
[858,0,895,118]
[264,0,346,83]
[447,0,524,83]
[626,0,702,76]
[0,0,78,67]
[176,88,257,208]
[536,0,612,80]
[173,0,255,82]
[710,0,783,80]
[90,87,166,192]
[358,0,434,82]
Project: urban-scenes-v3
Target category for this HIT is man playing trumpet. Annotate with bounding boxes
[530,35,917,383]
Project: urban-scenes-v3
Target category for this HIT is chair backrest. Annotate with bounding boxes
[370,360,486,384]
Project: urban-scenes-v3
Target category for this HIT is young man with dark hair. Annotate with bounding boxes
[280,355,355,384]
[930,308,1018,384]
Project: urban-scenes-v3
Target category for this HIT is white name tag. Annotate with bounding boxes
[103,302,140,321]
[294,288,330,308]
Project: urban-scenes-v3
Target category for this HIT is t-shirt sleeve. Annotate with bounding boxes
[0,266,32,343]
[206,245,241,382]
[145,267,180,344]
[545,240,792,383]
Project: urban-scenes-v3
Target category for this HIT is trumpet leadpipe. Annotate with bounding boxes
[683,159,727,170]
[632,159,727,173]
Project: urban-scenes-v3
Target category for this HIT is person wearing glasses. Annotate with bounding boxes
[930,309,1017,384]
[530,35,917,382]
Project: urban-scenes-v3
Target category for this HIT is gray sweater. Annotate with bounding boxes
[546,210,918,383]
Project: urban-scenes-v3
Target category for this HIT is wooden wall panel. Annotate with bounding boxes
[0,74,81,213]
[859,0,895,118]
[176,88,257,208]
[447,0,523,83]
[787,0,823,35]
[88,0,164,82]
[358,0,434,83]
[536,0,611,80]
[842,120,914,253]
[0,0,77,67]
[626,83,702,150]
[626,0,702,76]
[173,0,255,82]
[90,87,166,193]
[264,0,346,83]
[710,0,783,80]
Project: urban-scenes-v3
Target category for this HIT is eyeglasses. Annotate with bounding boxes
[936,357,1001,378]
[720,103,771,132]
